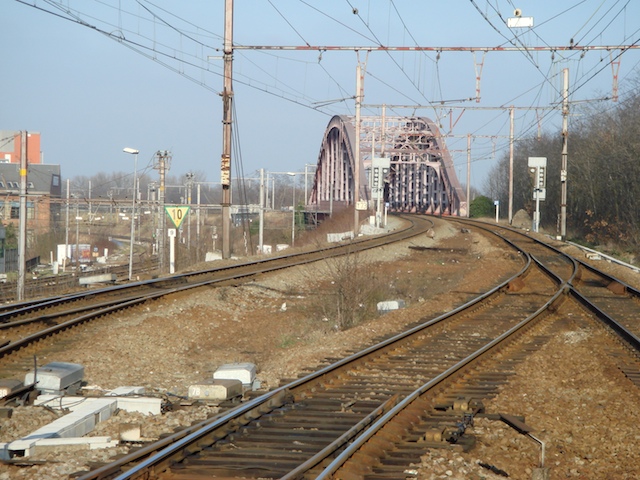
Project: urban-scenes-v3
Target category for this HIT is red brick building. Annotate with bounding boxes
[0,130,42,164]
[0,131,61,242]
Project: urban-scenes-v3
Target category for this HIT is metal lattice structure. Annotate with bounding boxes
[309,115,466,216]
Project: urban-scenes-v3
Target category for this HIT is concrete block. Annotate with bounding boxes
[205,251,222,261]
[189,379,243,401]
[327,231,355,243]
[106,386,146,396]
[119,424,141,441]
[7,398,117,457]
[377,300,406,313]
[25,362,84,395]
[79,273,117,285]
[257,245,272,254]
[360,224,385,235]
[0,443,9,461]
[0,379,23,398]
[32,436,118,454]
[35,395,97,411]
[35,392,161,415]
[116,396,162,415]
[214,363,256,386]
[276,244,289,251]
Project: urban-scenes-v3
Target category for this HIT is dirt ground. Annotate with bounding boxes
[1,217,640,479]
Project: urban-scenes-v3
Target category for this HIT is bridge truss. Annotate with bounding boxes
[309,115,467,217]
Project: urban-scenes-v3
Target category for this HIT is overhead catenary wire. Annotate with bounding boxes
[11,0,640,194]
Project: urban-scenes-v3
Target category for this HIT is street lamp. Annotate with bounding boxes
[123,147,139,281]
[287,172,296,247]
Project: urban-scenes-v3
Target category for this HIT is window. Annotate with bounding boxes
[10,202,35,219]
[52,175,60,187]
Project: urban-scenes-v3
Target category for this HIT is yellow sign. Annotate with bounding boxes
[165,206,190,229]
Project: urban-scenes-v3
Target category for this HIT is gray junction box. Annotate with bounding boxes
[213,363,256,387]
[24,362,84,395]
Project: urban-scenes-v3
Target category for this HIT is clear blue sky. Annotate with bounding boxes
[4,1,640,193]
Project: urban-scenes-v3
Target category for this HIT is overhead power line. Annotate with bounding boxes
[233,44,640,52]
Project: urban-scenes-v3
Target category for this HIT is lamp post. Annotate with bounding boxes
[287,172,296,247]
[124,147,139,281]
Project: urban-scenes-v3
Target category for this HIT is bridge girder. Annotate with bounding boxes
[309,115,467,217]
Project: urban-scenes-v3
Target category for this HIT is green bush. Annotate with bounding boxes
[469,195,494,218]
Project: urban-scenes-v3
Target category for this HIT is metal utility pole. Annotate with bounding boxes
[185,172,194,249]
[155,150,169,272]
[17,131,27,301]
[75,198,80,271]
[196,183,201,261]
[354,58,364,235]
[560,68,569,240]
[466,133,471,217]
[65,179,70,272]
[221,0,234,259]
[88,180,92,236]
[509,106,514,224]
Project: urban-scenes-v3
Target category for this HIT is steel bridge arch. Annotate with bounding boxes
[308,115,467,217]
[308,115,368,211]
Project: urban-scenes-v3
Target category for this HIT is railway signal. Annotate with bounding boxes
[528,157,547,232]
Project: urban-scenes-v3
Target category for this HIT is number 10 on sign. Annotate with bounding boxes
[165,206,190,228]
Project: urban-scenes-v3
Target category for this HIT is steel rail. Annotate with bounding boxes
[316,257,569,478]
[569,287,640,351]
[453,218,640,351]
[0,215,423,320]
[83,217,640,480]
[0,216,431,360]
[78,239,533,480]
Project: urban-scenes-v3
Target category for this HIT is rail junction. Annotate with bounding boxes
[1,215,639,479]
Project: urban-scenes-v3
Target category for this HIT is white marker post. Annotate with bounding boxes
[165,205,190,275]
[168,228,176,274]
[494,200,500,223]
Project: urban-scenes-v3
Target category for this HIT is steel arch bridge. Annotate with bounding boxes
[308,115,467,217]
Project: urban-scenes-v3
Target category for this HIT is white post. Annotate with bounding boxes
[125,149,139,281]
[169,232,176,274]
[291,176,296,247]
[129,158,136,280]
[259,168,264,254]
[196,183,201,260]
[65,178,69,272]
[534,166,541,233]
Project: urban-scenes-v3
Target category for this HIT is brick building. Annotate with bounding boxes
[0,130,42,164]
[0,131,62,244]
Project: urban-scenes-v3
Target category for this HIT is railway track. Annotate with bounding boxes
[0,255,157,304]
[0,215,432,376]
[69,218,640,479]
